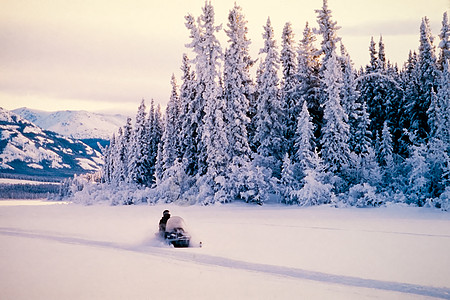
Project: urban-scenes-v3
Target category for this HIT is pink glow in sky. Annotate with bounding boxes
[0,0,448,116]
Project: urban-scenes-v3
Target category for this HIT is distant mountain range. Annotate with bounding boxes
[0,107,118,179]
[12,107,127,140]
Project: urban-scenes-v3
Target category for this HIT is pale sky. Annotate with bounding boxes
[0,0,448,116]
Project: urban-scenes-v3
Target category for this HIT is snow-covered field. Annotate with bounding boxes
[1,200,449,299]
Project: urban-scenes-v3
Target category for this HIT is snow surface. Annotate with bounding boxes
[0,201,449,300]
[0,178,59,185]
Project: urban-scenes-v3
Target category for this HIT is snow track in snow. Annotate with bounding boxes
[1,227,449,299]
[212,221,450,239]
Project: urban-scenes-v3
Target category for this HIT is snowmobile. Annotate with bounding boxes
[164,216,191,248]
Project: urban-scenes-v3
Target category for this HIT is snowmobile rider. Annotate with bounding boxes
[159,210,171,236]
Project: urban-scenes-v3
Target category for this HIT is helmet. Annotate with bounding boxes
[163,210,170,215]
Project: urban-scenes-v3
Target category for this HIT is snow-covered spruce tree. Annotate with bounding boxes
[186,2,229,203]
[347,183,381,207]
[294,149,332,207]
[280,22,299,157]
[399,51,419,154]
[367,37,378,73]
[159,75,181,179]
[223,4,262,203]
[248,60,264,153]
[384,62,405,157]
[427,88,440,139]
[314,0,341,68]
[378,36,387,71]
[314,0,342,152]
[358,36,403,153]
[339,43,370,156]
[118,117,133,183]
[437,12,450,70]
[436,60,450,151]
[254,17,285,178]
[434,15,450,152]
[296,22,321,143]
[379,121,395,185]
[339,44,358,120]
[111,127,124,184]
[178,53,199,177]
[294,101,316,171]
[223,3,252,163]
[426,137,449,200]
[280,153,297,204]
[127,100,151,187]
[404,143,430,206]
[426,31,450,200]
[291,100,332,205]
[337,45,383,195]
[101,133,115,184]
[153,103,164,183]
[406,17,439,142]
[185,13,207,178]
[320,52,351,191]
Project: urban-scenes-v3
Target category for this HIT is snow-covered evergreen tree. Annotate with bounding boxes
[426,137,449,199]
[427,89,440,138]
[438,12,450,70]
[120,117,133,182]
[147,99,163,185]
[178,54,199,176]
[379,121,394,168]
[110,128,124,184]
[296,22,321,143]
[378,36,387,71]
[405,144,430,206]
[294,149,332,206]
[378,121,396,188]
[280,153,297,204]
[340,44,370,155]
[291,100,332,205]
[406,17,439,141]
[359,37,403,151]
[185,13,207,177]
[280,22,299,156]
[314,0,342,152]
[347,183,382,207]
[186,2,229,203]
[254,17,285,177]
[247,60,263,153]
[435,14,450,152]
[314,0,341,66]
[160,75,181,178]
[399,51,418,154]
[435,55,450,150]
[102,133,115,184]
[294,101,316,170]
[320,52,351,185]
[128,100,151,186]
[367,37,378,73]
[223,3,252,162]
[222,4,258,202]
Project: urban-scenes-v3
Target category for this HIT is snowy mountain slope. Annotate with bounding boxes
[12,107,127,140]
[0,203,449,299]
[0,107,102,178]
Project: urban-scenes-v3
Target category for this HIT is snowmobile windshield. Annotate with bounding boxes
[165,216,187,232]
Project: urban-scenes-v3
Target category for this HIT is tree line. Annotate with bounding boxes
[98,0,450,208]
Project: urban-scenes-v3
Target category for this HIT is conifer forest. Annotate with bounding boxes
[92,1,450,208]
